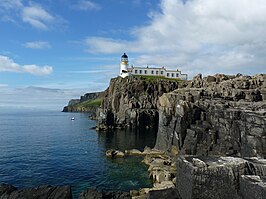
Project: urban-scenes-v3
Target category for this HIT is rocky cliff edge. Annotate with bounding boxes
[156,73,266,158]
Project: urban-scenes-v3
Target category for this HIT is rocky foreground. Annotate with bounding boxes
[97,74,266,198]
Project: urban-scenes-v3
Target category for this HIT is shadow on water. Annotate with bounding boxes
[98,127,158,151]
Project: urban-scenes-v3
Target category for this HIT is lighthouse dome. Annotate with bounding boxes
[121,53,128,58]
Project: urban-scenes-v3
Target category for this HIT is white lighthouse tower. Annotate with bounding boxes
[120,53,131,78]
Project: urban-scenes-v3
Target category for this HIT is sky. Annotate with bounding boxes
[0,0,265,110]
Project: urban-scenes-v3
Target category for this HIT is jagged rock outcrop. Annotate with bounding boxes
[0,184,72,199]
[155,74,266,158]
[176,156,266,199]
[97,76,183,130]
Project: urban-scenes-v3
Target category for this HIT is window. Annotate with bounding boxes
[176,73,179,77]
[139,70,142,74]
[167,73,169,77]
[135,70,138,74]
[172,73,174,77]
[144,70,147,74]
[161,71,163,75]
[156,71,159,75]
[151,70,154,74]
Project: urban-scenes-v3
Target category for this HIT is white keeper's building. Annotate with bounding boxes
[119,53,188,80]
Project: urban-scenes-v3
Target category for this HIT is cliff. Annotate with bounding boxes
[155,73,266,158]
[62,92,104,117]
[97,76,185,130]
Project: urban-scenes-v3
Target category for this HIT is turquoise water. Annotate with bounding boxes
[0,110,157,198]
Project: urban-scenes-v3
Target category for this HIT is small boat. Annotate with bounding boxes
[71,117,75,120]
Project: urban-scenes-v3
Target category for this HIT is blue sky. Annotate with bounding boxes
[0,0,265,110]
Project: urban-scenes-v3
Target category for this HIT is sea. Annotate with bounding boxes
[0,110,157,198]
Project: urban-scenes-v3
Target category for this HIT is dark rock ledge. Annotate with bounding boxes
[0,184,72,199]
[0,184,131,199]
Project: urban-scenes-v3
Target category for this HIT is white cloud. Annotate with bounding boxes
[0,55,53,76]
[0,86,88,111]
[85,0,266,77]
[0,1,62,30]
[0,0,23,10]
[22,5,54,30]
[0,83,8,88]
[74,0,101,11]
[24,41,51,49]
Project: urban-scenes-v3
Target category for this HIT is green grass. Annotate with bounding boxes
[136,75,181,82]
[76,98,102,109]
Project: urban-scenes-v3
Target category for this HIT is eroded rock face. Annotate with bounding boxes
[155,74,266,158]
[176,156,266,199]
[97,76,182,130]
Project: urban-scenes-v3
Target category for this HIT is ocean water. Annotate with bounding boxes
[0,110,157,198]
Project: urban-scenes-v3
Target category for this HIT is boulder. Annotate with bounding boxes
[106,149,125,158]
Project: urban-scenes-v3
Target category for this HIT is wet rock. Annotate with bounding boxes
[125,149,142,156]
[106,149,125,158]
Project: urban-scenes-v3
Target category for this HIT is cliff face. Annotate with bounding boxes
[155,74,266,158]
[97,76,183,130]
[62,92,104,117]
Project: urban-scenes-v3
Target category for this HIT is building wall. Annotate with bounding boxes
[130,67,187,80]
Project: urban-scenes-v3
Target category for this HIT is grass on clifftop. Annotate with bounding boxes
[76,98,102,109]
[137,75,182,82]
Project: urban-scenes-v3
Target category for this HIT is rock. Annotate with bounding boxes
[153,181,175,190]
[148,187,181,199]
[192,158,207,168]
[205,75,216,83]
[0,184,72,199]
[79,188,130,199]
[239,175,266,199]
[62,92,104,119]
[79,188,102,199]
[0,184,17,196]
[170,146,179,156]
[142,148,165,156]
[125,149,142,155]
[106,149,125,158]
[176,156,266,199]
[96,76,181,130]
[155,74,266,158]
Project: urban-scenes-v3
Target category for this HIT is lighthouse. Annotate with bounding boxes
[120,53,131,78]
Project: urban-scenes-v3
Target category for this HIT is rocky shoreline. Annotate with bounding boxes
[3,74,264,199]
[96,74,266,198]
